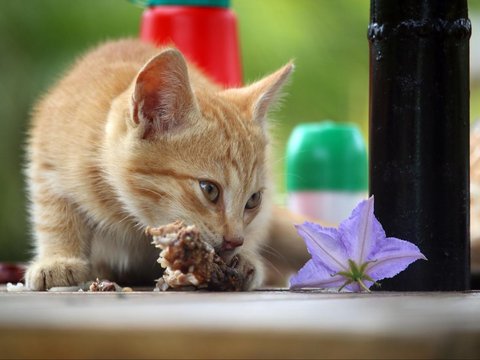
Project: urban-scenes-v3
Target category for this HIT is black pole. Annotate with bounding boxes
[368,0,471,291]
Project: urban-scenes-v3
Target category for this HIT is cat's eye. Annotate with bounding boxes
[199,181,220,203]
[245,191,262,210]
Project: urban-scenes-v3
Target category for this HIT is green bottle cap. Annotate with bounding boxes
[139,0,230,7]
[286,121,368,192]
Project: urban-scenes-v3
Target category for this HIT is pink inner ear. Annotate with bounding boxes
[134,69,166,121]
[132,49,196,139]
[133,78,164,139]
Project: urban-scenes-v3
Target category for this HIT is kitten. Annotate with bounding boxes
[25,39,307,290]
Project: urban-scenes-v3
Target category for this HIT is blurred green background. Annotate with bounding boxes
[0,0,479,261]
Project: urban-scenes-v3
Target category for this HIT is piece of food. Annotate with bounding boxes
[6,282,29,292]
[88,278,119,292]
[146,221,246,291]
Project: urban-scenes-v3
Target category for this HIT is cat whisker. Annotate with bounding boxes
[258,242,287,261]
[135,179,180,201]
[136,186,166,199]
[196,223,218,246]
[270,154,288,167]
[242,247,283,279]
[116,213,135,227]
[133,220,147,232]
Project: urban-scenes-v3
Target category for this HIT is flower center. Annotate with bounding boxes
[335,259,378,292]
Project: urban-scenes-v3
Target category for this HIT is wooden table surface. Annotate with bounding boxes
[1,288,479,359]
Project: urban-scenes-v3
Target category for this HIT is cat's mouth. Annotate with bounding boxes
[217,248,237,264]
[176,223,239,264]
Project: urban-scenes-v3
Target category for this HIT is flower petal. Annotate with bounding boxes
[366,237,427,281]
[289,259,346,289]
[295,222,349,272]
[339,196,386,264]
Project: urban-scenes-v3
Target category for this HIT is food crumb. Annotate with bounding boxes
[6,282,29,292]
[88,278,119,292]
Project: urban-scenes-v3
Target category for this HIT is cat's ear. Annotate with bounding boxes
[131,49,198,140]
[223,62,294,126]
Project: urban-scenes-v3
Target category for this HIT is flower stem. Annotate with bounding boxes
[357,279,371,292]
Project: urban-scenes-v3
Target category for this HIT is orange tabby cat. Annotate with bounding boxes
[25,39,307,290]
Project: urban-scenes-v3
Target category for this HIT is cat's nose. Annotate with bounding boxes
[222,236,244,251]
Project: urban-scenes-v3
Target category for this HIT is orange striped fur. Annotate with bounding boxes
[25,39,303,290]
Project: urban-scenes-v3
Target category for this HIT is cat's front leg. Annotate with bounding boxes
[231,251,265,290]
[25,191,91,290]
[26,257,90,290]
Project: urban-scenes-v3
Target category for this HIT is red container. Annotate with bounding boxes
[0,263,25,284]
[140,0,242,88]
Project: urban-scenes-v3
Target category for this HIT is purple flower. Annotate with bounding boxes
[289,196,427,292]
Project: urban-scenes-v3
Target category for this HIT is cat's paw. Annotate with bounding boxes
[231,253,264,290]
[25,257,90,291]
